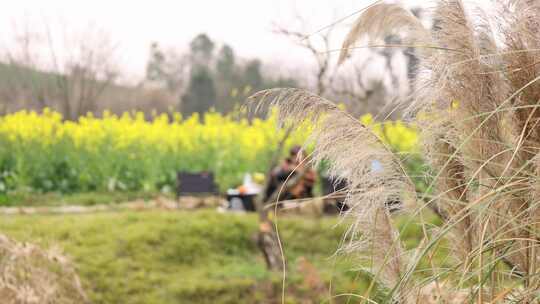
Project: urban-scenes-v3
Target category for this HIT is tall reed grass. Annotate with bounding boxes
[259,0,540,302]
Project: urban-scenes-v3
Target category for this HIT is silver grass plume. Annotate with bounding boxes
[497,0,540,286]
[338,3,432,65]
[424,0,540,297]
[250,88,415,301]
[426,0,517,274]
[339,0,540,299]
[498,0,540,156]
[341,0,485,269]
[252,0,540,300]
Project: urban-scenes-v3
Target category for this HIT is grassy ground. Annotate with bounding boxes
[0,199,445,304]
[0,210,382,303]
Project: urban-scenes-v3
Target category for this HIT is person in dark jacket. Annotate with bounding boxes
[264,146,316,203]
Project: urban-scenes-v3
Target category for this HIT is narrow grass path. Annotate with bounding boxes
[0,196,218,215]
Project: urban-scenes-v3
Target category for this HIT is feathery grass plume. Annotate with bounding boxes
[499,0,540,151]
[338,2,432,64]
[422,128,477,262]
[498,0,540,160]
[255,0,540,300]
[535,154,540,205]
[413,0,536,294]
[338,0,540,300]
[0,235,88,304]
[495,0,540,291]
[428,2,522,281]
[416,281,468,304]
[369,0,491,276]
[250,88,416,301]
[407,0,531,280]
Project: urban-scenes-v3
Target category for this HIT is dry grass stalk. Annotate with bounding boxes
[256,0,540,302]
[337,0,540,301]
[0,235,88,304]
[251,88,415,301]
[338,3,431,64]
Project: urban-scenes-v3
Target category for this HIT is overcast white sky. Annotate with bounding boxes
[0,0,488,81]
[0,0,369,78]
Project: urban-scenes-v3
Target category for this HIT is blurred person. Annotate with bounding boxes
[264,145,316,203]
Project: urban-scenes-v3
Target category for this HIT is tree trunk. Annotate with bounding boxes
[257,162,307,271]
[258,214,284,271]
[255,126,294,271]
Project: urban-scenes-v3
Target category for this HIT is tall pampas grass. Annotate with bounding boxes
[254,0,540,302]
[251,88,415,301]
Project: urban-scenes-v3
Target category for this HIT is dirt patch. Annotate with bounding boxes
[0,196,226,215]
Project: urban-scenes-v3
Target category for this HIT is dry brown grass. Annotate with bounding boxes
[0,235,88,304]
[255,0,540,302]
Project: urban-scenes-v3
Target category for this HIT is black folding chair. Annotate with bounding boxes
[176,172,218,197]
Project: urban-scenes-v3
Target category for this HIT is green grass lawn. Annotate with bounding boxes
[0,210,380,303]
[0,207,444,303]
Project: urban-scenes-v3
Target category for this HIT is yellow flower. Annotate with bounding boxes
[0,107,418,192]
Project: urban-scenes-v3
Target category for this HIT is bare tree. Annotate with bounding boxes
[1,19,120,120]
[273,14,410,118]
[273,17,334,96]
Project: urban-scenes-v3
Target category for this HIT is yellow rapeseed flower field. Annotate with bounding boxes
[0,109,418,195]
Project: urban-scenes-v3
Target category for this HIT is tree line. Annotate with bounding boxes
[145,33,298,116]
[0,17,419,120]
[0,23,298,120]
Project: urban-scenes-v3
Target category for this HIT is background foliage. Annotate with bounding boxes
[0,109,422,202]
